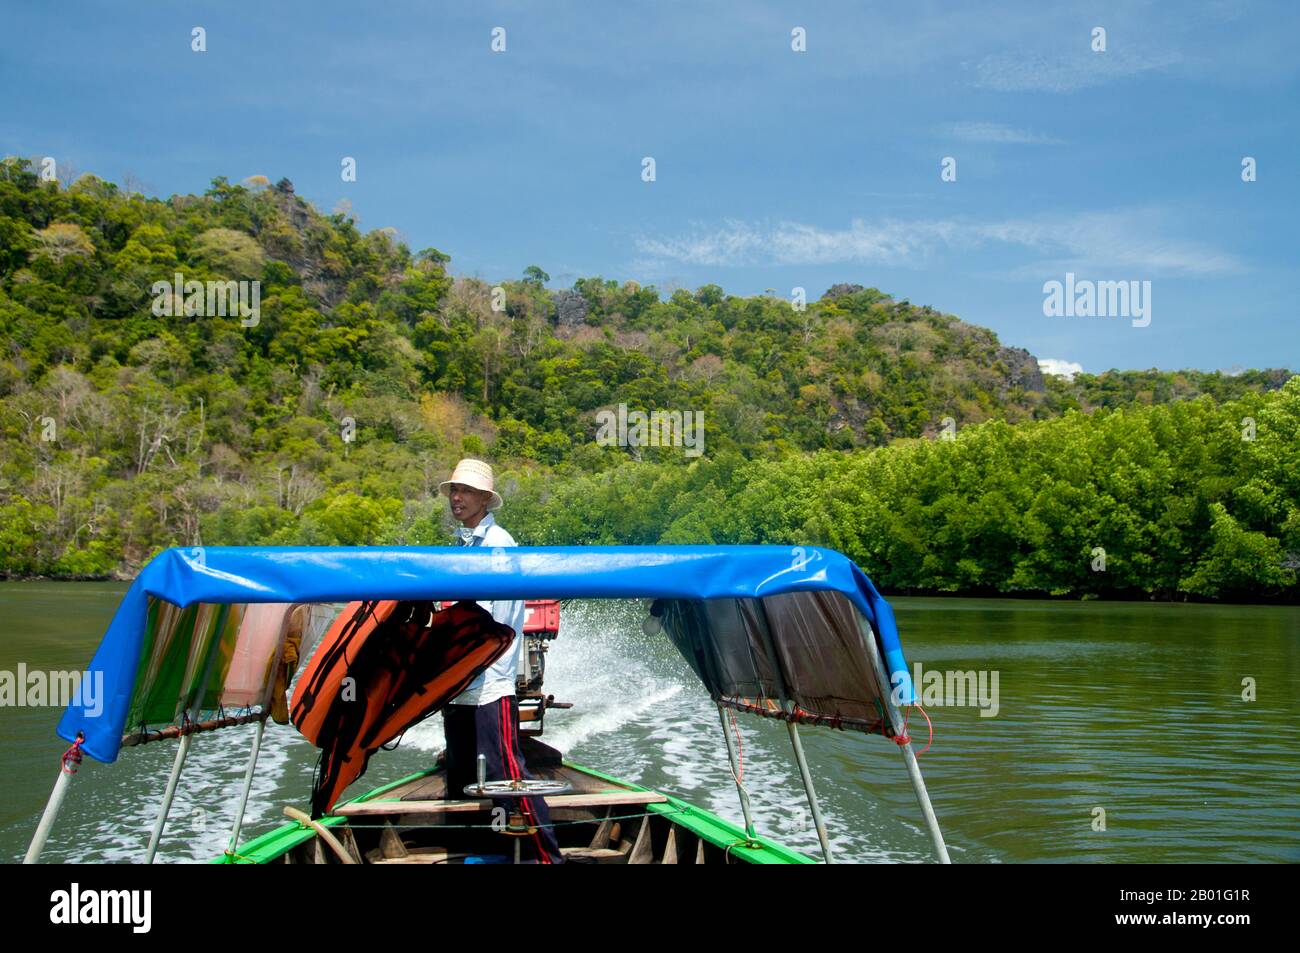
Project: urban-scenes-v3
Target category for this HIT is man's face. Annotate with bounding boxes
[447,482,490,524]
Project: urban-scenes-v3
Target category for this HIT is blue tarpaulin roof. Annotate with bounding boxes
[57,545,914,763]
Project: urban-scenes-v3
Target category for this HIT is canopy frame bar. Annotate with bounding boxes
[144,615,224,863]
[224,716,267,861]
[857,616,951,864]
[754,600,835,865]
[716,702,758,843]
[23,732,84,864]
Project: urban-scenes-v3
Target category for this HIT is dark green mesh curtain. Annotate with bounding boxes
[659,591,893,735]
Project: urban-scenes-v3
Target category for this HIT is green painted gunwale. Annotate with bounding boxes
[213,760,813,865]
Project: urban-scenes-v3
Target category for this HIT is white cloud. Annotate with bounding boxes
[636,219,939,269]
[1038,358,1084,380]
[971,49,1182,93]
[942,121,1064,145]
[636,209,1243,277]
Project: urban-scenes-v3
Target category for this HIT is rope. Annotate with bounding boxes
[723,837,756,861]
[891,704,933,756]
[892,704,911,747]
[911,703,934,756]
[727,708,744,782]
[722,707,759,833]
[60,734,84,775]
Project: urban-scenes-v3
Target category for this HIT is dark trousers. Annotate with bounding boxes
[443,696,564,864]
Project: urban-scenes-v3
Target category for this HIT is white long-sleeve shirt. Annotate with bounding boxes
[449,511,525,706]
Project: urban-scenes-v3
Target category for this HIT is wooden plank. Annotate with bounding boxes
[371,851,472,865]
[557,791,668,809]
[334,790,667,817]
[695,837,706,865]
[559,846,628,863]
[661,825,678,865]
[628,817,654,865]
[674,832,699,864]
[379,821,408,859]
[588,808,613,850]
[338,826,364,865]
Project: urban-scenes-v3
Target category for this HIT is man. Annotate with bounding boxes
[438,458,564,864]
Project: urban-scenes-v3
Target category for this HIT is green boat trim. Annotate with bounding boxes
[558,760,813,865]
[212,773,417,865]
[214,758,814,865]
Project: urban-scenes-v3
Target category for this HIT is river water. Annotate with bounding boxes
[1,583,1296,863]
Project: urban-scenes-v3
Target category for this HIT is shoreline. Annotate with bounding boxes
[2,574,1295,607]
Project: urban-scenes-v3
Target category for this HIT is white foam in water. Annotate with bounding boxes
[402,711,446,754]
[539,601,684,753]
[378,601,685,758]
[83,603,348,862]
[547,683,683,755]
[75,718,309,863]
[538,600,903,861]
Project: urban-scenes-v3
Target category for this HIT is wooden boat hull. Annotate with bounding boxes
[216,739,813,865]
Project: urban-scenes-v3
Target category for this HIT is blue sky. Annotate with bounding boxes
[3,0,1297,375]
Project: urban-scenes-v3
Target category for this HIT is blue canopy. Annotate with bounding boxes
[58,544,914,763]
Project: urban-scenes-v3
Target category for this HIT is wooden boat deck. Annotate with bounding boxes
[384,744,623,802]
[243,737,810,865]
[270,740,735,863]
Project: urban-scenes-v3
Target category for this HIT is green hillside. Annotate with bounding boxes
[1,160,1295,599]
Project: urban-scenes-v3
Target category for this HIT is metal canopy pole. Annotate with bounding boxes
[716,703,758,842]
[224,716,267,861]
[144,730,194,863]
[753,602,835,864]
[781,716,833,863]
[858,618,951,864]
[23,732,84,864]
[144,617,224,864]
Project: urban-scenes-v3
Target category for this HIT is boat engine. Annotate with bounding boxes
[517,599,570,735]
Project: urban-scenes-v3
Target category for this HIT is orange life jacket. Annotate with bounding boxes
[291,599,515,817]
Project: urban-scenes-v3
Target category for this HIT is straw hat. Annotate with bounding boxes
[438,458,503,511]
